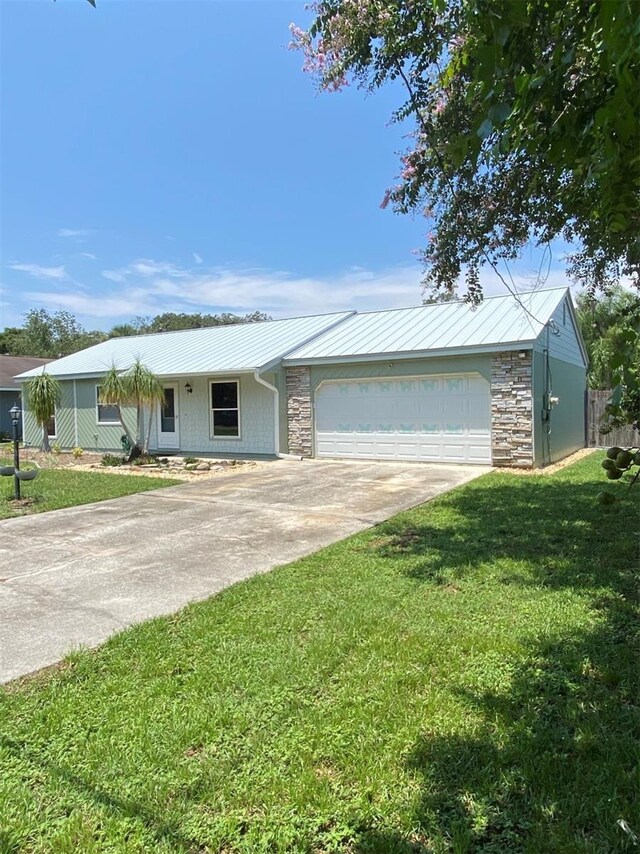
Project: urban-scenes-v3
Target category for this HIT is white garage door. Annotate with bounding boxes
[315,374,491,464]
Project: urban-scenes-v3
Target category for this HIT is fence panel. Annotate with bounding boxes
[587,390,638,447]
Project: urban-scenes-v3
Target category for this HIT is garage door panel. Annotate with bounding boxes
[315,374,491,464]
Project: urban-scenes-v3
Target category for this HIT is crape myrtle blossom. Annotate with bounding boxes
[291,0,640,299]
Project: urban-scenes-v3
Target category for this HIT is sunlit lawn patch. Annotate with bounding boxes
[1,453,637,852]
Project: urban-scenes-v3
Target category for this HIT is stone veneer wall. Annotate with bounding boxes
[491,351,534,467]
[286,366,312,457]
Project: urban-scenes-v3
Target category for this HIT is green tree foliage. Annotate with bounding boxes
[23,372,60,452]
[134,311,270,334]
[576,287,640,389]
[0,310,105,358]
[1,310,270,356]
[291,0,640,299]
[577,287,640,493]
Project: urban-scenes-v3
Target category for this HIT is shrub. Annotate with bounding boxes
[131,454,158,467]
[183,456,199,465]
[51,443,62,455]
[101,454,126,467]
[72,447,84,458]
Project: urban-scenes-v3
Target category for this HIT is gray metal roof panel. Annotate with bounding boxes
[16,312,353,379]
[284,288,567,362]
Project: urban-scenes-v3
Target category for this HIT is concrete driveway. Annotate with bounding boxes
[0,459,489,683]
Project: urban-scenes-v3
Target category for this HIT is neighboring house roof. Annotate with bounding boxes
[0,355,52,390]
[15,313,354,380]
[284,287,580,364]
[15,287,585,381]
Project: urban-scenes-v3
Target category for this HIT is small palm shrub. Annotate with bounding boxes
[72,447,84,458]
[101,454,126,467]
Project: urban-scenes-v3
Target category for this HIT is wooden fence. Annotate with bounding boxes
[586,389,638,448]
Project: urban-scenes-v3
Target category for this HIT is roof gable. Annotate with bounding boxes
[533,292,588,367]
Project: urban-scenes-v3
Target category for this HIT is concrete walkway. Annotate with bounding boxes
[0,459,489,683]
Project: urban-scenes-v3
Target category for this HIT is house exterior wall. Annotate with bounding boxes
[1,390,21,438]
[490,351,534,467]
[148,373,276,456]
[21,379,136,452]
[533,296,586,368]
[21,375,277,455]
[533,352,586,465]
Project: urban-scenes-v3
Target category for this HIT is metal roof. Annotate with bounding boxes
[15,288,574,381]
[16,312,353,379]
[284,288,570,364]
[1,355,52,389]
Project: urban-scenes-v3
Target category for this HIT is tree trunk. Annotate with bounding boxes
[144,406,154,454]
[136,404,142,447]
[117,406,134,446]
[41,423,50,453]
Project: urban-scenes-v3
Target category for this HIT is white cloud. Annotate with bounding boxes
[8,263,67,280]
[23,255,581,329]
[58,228,93,239]
[80,252,97,261]
[193,252,203,264]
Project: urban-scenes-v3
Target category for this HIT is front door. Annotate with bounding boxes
[157,384,180,449]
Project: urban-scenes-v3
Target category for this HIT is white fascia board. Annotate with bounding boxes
[283,341,536,367]
[565,295,589,367]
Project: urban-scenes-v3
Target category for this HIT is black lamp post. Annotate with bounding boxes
[9,403,21,500]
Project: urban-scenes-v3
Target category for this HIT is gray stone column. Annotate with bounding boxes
[286,367,312,457]
[491,352,534,467]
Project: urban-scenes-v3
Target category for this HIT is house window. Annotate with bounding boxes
[96,385,120,425]
[47,413,57,439]
[210,380,240,438]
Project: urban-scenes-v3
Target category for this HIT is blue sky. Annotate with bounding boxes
[1,0,569,331]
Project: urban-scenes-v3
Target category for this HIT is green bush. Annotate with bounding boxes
[101,454,126,467]
[72,447,84,458]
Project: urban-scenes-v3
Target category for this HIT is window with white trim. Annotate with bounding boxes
[210,380,240,438]
[96,385,120,425]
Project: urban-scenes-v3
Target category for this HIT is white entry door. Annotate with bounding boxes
[156,384,180,450]
[315,374,491,464]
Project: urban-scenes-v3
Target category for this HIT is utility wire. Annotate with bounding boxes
[395,62,558,333]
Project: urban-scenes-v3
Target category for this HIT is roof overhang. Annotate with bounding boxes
[283,341,536,367]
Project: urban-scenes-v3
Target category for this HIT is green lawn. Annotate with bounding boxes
[1,454,638,853]
[0,465,181,519]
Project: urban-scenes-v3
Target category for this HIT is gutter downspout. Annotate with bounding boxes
[253,370,303,460]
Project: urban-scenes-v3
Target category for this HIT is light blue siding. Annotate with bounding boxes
[533,352,586,465]
[534,296,586,368]
[148,374,276,455]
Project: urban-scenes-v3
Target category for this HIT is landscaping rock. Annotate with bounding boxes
[195,463,210,471]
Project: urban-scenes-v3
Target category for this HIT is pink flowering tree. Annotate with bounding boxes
[290,0,639,302]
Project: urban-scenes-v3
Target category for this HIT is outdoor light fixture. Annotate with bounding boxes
[9,404,22,500]
[185,382,193,394]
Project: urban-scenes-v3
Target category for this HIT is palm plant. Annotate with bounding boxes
[24,372,60,452]
[99,360,164,457]
[126,359,165,454]
[99,365,135,448]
